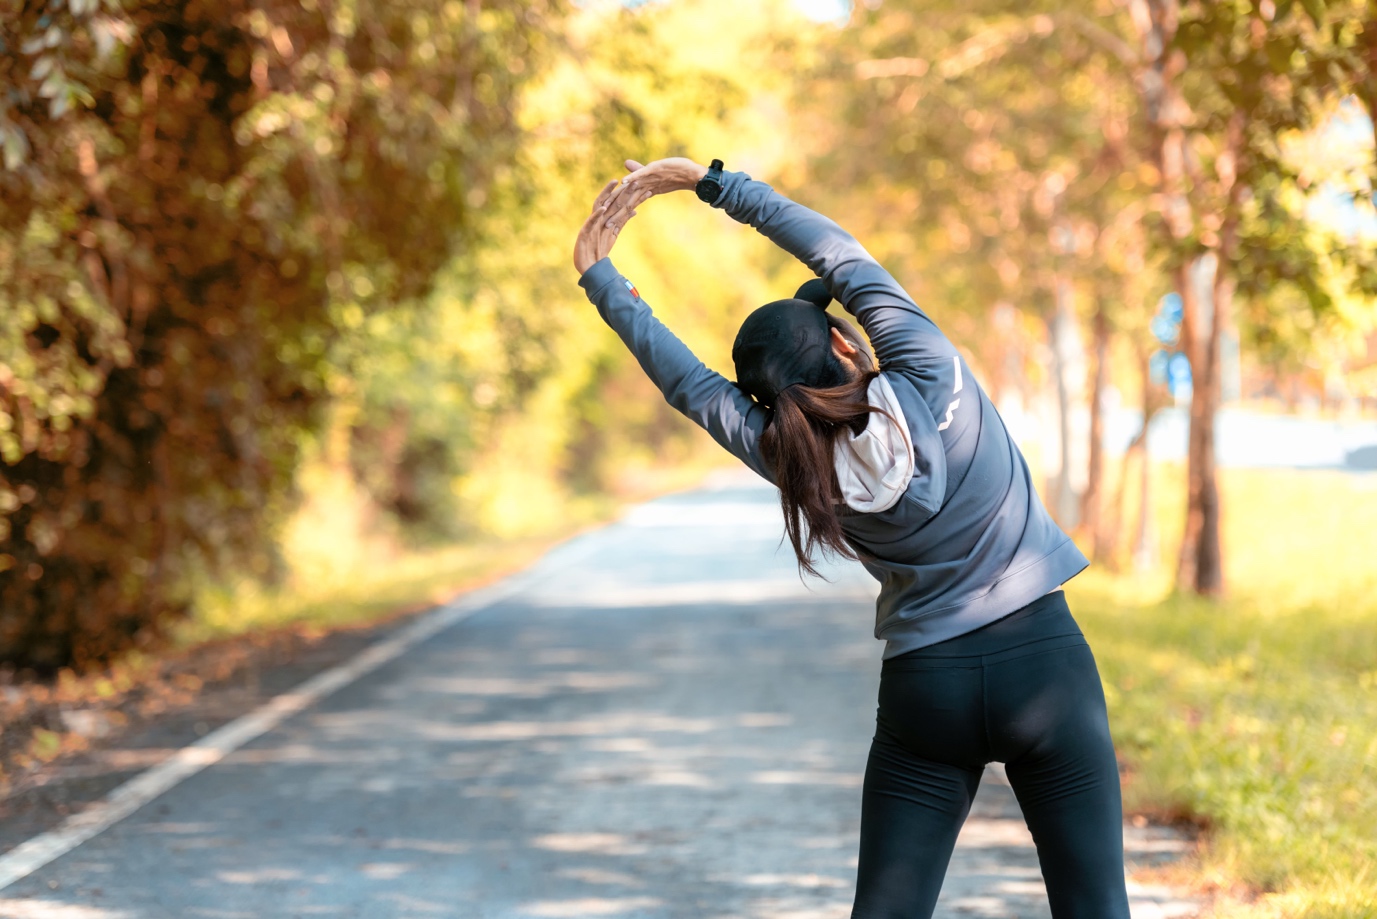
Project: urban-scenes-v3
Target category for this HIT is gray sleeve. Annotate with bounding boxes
[578,258,774,483]
[712,171,957,368]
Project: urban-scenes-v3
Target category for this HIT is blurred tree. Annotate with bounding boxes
[0,0,560,670]
[801,1,1159,553]
[1236,96,1376,408]
[1126,0,1377,594]
[335,0,794,543]
[804,0,1375,590]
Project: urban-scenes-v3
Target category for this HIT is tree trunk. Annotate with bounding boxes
[1048,275,1083,529]
[1131,0,1241,596]
[1133,416,1156,573]
[1175,255,1225,595]
[1081,302,1111,559]
[1129,0,1213,590]
[1118,342,1162,573]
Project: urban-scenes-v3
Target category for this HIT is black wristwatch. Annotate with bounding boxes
[695,158,725,203]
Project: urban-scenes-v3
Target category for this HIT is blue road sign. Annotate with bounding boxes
[1168,351,1192,397]
[1152,292,1183,346]
[1149,349,1170,385]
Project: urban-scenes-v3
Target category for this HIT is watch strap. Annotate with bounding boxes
[695,158,725,203]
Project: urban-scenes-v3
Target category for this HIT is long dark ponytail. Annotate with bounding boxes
[760,318,888,577]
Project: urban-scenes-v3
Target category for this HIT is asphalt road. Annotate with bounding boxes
[0,472,1198,919]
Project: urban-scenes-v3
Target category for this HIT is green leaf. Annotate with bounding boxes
[1,125,30,170]
[38,70,64,99]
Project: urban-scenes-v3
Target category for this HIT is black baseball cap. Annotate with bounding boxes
[732,279,846,408]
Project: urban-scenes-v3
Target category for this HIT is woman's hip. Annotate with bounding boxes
[874,591,1108,765]
[882,590,1087,670]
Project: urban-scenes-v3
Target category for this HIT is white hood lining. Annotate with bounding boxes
[833,374,915,514]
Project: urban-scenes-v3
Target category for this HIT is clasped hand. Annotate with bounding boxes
[572,158,710,275]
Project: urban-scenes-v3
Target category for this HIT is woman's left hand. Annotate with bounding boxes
[573,179,652,275]
[617,158,709,199]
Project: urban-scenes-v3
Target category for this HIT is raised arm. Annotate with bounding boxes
[579,259,773,481]
[615,158,956,370]
[711,170,956,369]
[571,176,772,481]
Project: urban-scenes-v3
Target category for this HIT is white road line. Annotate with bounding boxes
[0,535,602,893]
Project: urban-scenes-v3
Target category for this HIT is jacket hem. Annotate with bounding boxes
[878,538,1090,660]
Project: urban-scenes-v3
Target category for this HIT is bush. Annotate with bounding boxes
[0,0,555,670]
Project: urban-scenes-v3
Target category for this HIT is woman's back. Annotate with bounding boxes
[841,364,1084,657]
[579,166,1086,657]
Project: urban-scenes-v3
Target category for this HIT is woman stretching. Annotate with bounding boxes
[573,157,1131,919]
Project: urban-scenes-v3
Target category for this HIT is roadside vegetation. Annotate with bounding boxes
[1072,466,1377,917]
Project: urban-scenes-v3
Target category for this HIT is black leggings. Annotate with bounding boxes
[852,591,1131,919]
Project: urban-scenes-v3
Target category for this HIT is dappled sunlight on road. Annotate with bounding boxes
[4,479,1197,917]
[532,834,648,856]
[750,770,864,788]
[520,897,666,917]
[413,673,653,697]
[734,873,849,889]
[214,867,313,884]
[0,902,138,919]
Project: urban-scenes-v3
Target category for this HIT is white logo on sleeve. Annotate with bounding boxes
[936,355,962,432]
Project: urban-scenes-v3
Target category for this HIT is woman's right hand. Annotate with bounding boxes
[616,158,710,203]
[573,179,648,275]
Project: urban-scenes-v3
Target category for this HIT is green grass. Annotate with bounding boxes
[178,450,728,644]
[180,536,564,646]
[178,451,645,646]
[1068,466,1377,917]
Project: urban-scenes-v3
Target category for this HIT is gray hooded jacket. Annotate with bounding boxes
[578,170,1088,658]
